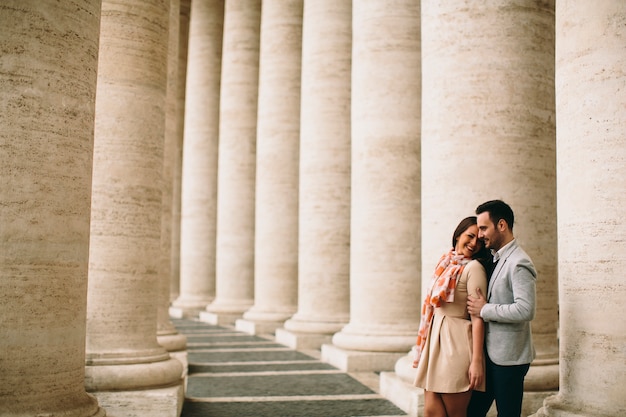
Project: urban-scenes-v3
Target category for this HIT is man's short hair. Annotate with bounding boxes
[476,199,515,230]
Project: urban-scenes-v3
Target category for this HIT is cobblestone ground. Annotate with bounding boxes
[173,318,407,417]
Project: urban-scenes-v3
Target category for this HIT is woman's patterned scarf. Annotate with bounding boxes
[412,249,471,367]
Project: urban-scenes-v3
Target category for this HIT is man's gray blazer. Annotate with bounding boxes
[481,239,537,366]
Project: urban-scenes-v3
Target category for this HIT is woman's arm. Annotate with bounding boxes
[466,260,487,390]
[468,314,484,390]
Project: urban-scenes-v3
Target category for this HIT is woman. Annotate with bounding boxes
[412,216,489,417]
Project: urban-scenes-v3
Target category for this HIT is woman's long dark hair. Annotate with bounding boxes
[452,216,492,271]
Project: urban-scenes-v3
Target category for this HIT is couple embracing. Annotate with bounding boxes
[412,200,537,417]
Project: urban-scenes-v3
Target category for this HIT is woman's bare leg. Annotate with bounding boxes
[423,390,447,417]
[441,391,473,417]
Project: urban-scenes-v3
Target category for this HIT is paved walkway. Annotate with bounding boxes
[173,318,408,417]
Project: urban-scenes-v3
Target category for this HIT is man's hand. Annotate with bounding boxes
[467,287,487,317]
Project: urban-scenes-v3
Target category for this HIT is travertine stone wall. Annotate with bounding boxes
[172,0,224,316]
[157,0,187,356]
[170,0,191,303]
[533,1,626,416]
[238,0,303,334]
[204,0,261,325]
[420,2,558,410]
[86,0,183,413]
[0,2,104,416]
[330,0,421,355]
[280,0,352,346]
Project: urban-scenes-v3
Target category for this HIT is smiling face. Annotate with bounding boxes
[455,224,481,258]
[477,211,504,251]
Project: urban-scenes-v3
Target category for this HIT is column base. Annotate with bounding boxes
[199,310,242,326]
[85,357,183,391]
[168,350,189,381]
[169,296,213,319]
[92,407,107,417]
[526,359,559,390]
[523,392,559,417]
[530,394,591,417]
[331,323,417,352]
[522,358,559,416]
[237,307,295,335]
[157,332,188,383]
[8,395,107,417]
[283,314,348,335]
[90,383,184,417]
[157,331,188,352]
[169,305,204,319]
[379,370,422,417]
[320,343,406,372]
[275,327,333,350]
[235,318,282,335]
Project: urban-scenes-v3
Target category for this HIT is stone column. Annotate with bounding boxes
[201,0,262,326]
[533,2,626,416]
[236,0,303,335]
[170,0,191,303]
[0,2,104,416]
[276,0,352,350]
[157,0,187,369]
[85,1,183,414]
[170,0,224,318]
[322,0,421,372]
[418,1,558,414]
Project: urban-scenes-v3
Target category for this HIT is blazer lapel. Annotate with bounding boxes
[487,240,519,299]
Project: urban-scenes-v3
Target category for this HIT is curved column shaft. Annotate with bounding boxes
[238,0,303,334]
[420,2,558,409]
[170,0,190,303]
[534,2,626,416]
[171,0,224,316]
[0,2,104,416]
[281,0,352,341]
[330,0,421,354]
[157,0,187,356]
[86,0,183,408]
[204,0,261,325]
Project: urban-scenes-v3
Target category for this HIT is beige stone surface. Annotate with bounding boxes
[275,328,333,350]
[330,0,421,356]
[321,344,407,373]
[0,1,104,416]
[158,0,187,356]
[172,0,224,316]
[239,0,303,332]
[170,0,191,303]
[420,1,557,287]
[205,0,261,324]
[93,384,184,417]
[280,0,352,346]
[86,0,183,413]
[533,1,626,416]
[420,0,558,403]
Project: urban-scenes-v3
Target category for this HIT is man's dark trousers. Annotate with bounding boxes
[467,354,530,417]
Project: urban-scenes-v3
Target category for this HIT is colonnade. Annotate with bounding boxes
[0,1,624,417]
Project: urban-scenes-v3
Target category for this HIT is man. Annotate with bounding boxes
[466,200,537,417]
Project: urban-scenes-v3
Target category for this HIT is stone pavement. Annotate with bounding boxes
[173,318,408,417]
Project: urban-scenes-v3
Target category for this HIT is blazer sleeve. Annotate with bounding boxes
[481,258,537,323]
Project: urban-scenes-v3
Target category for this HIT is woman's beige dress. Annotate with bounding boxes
[414,260,488,393]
